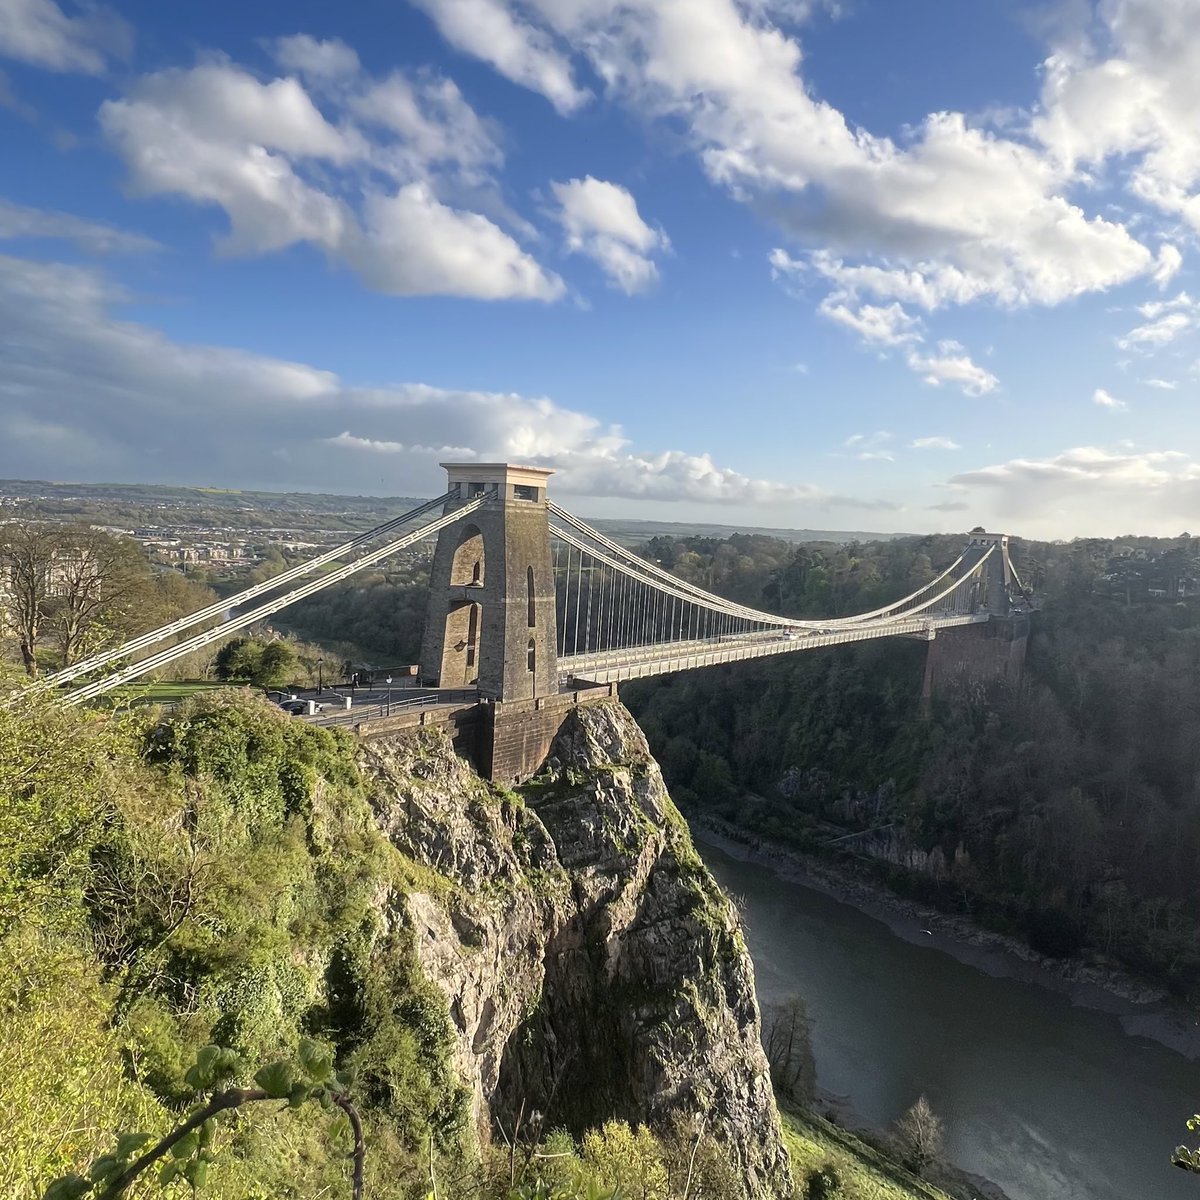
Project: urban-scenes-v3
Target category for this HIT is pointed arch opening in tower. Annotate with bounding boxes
[450,523,485,586]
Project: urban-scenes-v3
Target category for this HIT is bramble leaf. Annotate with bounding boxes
[254,1061,296,1099]
[170,1130,200,1160]
[197,1118,215,1150]
[298,1038,334,1083]
[195,1045,221,1073]
[115,1132,152,1160]
[43,1174,92,1200]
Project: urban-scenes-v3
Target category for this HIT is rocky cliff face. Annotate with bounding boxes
[357,699,791,1199]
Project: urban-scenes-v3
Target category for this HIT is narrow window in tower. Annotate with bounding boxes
[472,559,482,585]
[527,566,535,627]
[466,603,479,668]
[527,638,536,673]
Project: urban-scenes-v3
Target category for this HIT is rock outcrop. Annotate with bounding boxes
[357,700,791,1199]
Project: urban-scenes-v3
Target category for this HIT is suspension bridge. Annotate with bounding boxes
[17,463,1031,781]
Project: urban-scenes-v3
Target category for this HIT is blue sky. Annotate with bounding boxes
[1,0,1199,537]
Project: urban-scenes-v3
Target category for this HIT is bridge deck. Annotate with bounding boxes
[559,613,989,685]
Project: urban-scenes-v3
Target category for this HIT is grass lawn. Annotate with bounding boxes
[100,680,246,706]
[781,1110,954,1200]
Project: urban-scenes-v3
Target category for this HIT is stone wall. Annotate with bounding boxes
[920,614,1029,709]
[480,685,617,783]
[352,686,617,784]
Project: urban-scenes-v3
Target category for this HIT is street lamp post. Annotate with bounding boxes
[386,676,392,715]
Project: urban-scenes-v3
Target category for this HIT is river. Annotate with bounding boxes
[698,838,1200,1200]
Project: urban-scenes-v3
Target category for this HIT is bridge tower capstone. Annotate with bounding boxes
[420,463,559,701]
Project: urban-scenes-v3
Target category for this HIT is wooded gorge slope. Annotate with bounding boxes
[623,533,1200,995]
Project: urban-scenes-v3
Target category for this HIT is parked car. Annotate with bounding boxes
[280,699,323,715]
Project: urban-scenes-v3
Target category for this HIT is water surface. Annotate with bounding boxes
[699,840,1199,1200]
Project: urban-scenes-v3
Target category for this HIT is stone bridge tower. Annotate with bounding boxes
[420,463,559,701]
[966,529,1016,614]
[921,529,1028,708]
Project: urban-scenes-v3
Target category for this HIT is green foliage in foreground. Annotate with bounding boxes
[1173,1113,1200,1174]
[0,689,768,1200]
[1,689,469,1198]
[43,1039,363,1200]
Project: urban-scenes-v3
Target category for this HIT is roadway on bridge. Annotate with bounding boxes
[560,612,989,685]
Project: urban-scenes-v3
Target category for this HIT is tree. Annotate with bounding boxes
[761,994,815,1106]
[257,640,296,688]
[892,1095,943,1176]
[213,638,262,682]
[804,1164,841,1199]
[0,522,166,675]
[0,523,59,676]
[214,637,296,689]
[45,528,149,667]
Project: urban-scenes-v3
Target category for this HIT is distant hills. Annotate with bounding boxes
[587,515,907,546]
[0,478,907,545]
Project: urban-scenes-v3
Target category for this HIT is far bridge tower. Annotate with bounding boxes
[966,529,1017,614]
[920,528,1028,707]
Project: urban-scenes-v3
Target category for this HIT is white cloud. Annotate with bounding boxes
[408,0,588,115]
[551,176,669,293]
[1144,378,1177,389]
[1117,292,1200,350]
[0,0,130,74]
[1032,0,1200,236]
[905,342,999,397]
[910,436,961,450]
[1093,387,1127,410]
[0,250,826,508]
[813,284,996,396]
[354,184,563,300]
[1153,244,1183,287]
[948,445,1200,536]
[416,0,1165,314]
[99,57,563,301]
[819,298,921,346]
[270,33,362,85]
[0,197,159,253]
[841,431,894,460]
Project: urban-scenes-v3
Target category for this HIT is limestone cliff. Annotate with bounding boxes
[357,699,791,1199]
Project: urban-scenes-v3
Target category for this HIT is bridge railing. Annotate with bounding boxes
[303,688,479,727]
[559,611,988,681]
